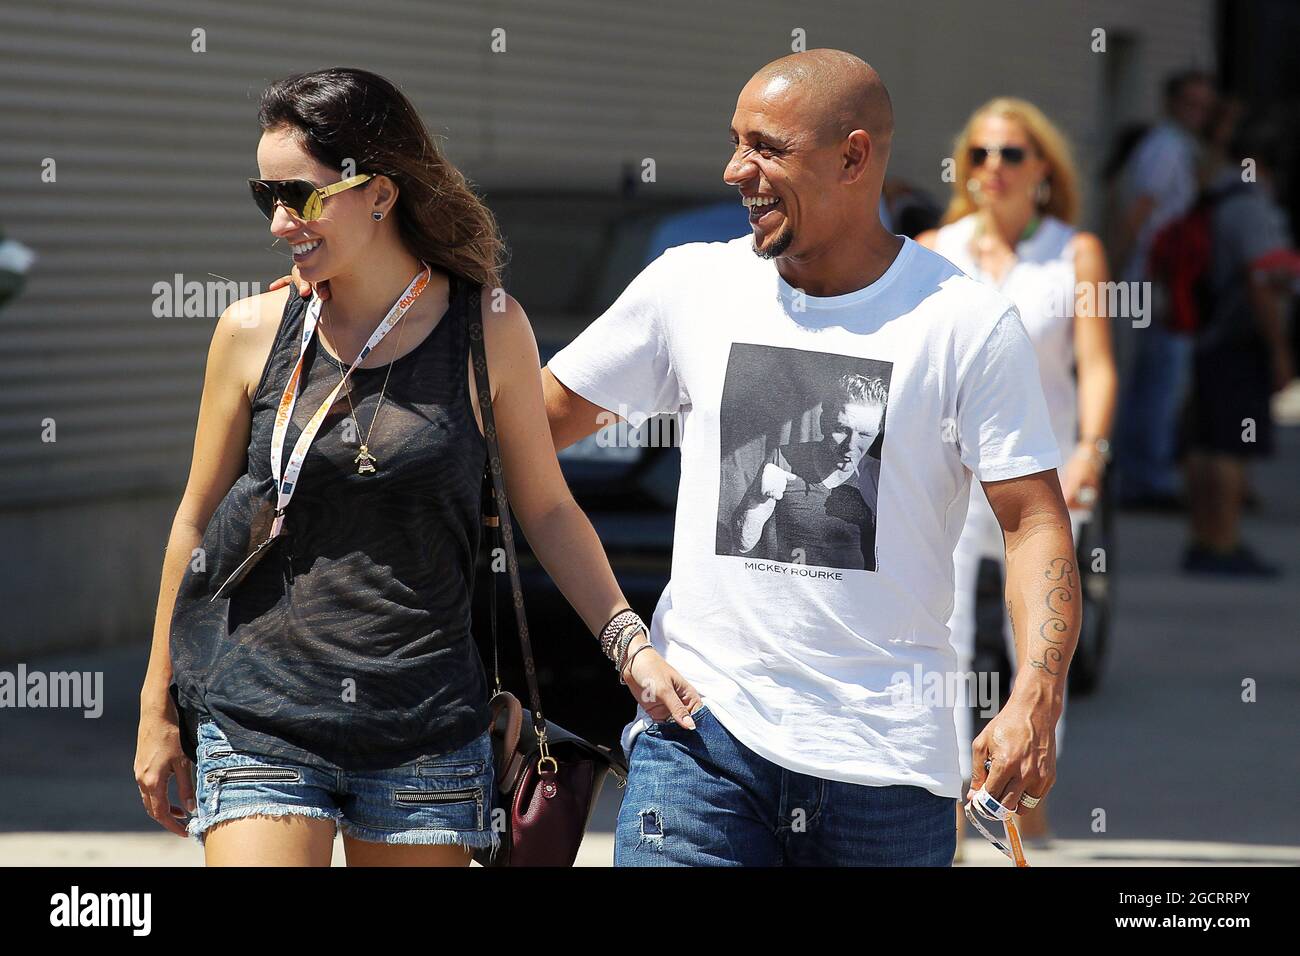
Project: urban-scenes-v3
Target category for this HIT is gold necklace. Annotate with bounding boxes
[319,299,409,475]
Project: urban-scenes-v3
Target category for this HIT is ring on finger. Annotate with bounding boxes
[1019,793,1041,810]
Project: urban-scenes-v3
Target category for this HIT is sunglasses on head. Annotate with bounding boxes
[969,144,1029,167]
[247,173,373,221]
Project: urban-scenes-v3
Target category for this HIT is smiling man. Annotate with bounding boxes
[543,49,1079,866]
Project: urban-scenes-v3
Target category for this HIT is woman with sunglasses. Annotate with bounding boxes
[917,98,1117,852]
[135,68,700,866]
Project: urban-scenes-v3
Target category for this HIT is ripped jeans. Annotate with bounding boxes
[614,704,955,866]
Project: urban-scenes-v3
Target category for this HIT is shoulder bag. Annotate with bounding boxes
[465,282,628,867]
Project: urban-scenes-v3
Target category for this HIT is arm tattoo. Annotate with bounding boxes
[1029,557,1076,676]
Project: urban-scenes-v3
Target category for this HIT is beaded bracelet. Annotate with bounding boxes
[603,620,637,662]
[615,620,651,673]
[600,609,644,662]
[599,608,639,659]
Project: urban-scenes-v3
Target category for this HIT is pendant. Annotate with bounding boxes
[355,445,377,475]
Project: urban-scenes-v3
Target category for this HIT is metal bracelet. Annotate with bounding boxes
[613,624,644,674]
[604,618,638,661]
[613,630,637,674]
[620,640,655,685]
[603,613,645,663]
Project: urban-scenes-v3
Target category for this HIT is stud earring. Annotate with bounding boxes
[372,211,384,221]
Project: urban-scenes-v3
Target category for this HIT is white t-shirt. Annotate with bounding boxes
[547,235,1061,798]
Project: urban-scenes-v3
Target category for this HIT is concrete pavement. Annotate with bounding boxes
[1,830,1298,866]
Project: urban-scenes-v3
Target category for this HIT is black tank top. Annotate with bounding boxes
[169,273,490,771]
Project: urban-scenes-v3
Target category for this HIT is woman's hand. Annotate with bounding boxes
[134,700,195,837]
[1060,443,1104,510]
[622,637,704,730]
[267,264,326,302]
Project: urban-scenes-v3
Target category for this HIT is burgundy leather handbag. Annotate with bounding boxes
[465,284,628,867]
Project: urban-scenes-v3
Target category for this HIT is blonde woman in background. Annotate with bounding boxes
[918,98,1117,850]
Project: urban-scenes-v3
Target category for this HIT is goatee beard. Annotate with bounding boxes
[752,225,794,259]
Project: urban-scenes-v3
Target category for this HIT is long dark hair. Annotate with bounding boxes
[258,68,502,289]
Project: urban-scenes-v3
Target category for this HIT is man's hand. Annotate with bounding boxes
[622,636,704,729]
[968,687,1059,811]
[267,264,327,302]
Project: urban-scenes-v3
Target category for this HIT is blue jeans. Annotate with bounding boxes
[614,704,955,866]
[1116,324,1193,499]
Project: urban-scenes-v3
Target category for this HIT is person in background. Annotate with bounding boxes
[1099,121,1152,245]
[918,96,1117,848]
[1201,97,1246,182]
[1196,96,1269,515]
[1182,115,1298,576]
[1112,70,1216,510]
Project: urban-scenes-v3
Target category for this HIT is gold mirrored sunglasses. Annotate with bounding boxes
[248,173,374,221]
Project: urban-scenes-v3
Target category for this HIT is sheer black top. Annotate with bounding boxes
[169,275,490,771]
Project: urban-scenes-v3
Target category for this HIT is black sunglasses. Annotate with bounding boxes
[247,174,373,221]
[969,145,1029,167]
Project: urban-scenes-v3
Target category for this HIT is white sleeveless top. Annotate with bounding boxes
[934,213,1078,457]
[934,214,1079,545]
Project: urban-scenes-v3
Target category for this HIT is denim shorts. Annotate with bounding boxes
[188,718,498,853]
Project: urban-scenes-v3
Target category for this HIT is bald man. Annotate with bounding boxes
[544,50,1078,866]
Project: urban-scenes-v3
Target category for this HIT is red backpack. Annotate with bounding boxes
[1147,182,1249,334]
